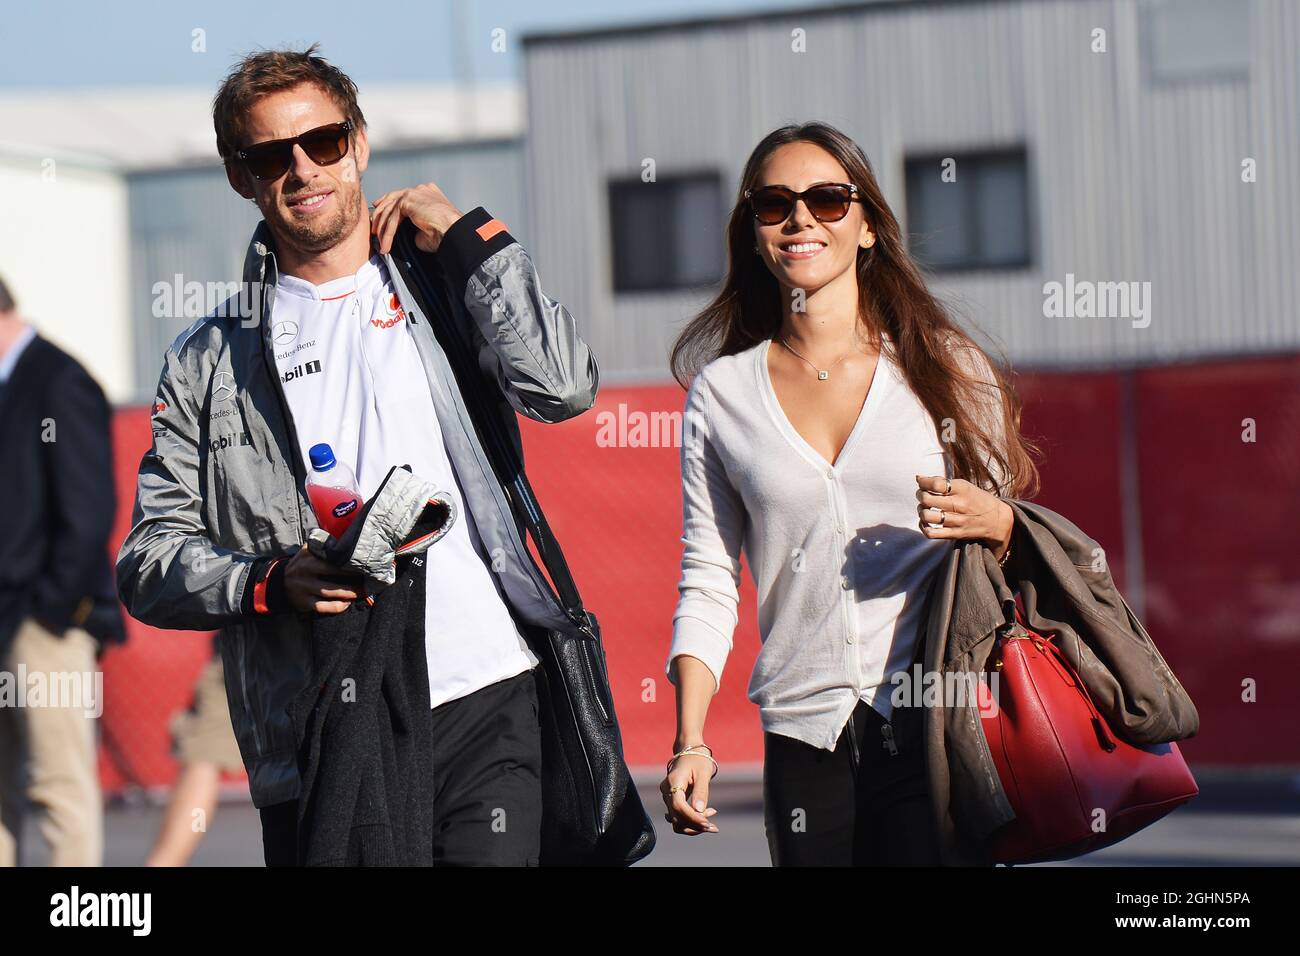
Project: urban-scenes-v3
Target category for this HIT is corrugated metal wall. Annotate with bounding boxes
[126,139,527,402]
[523,0,1299,379]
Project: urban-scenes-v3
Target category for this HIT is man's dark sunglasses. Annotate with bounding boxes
[235,120,355,181]
[744,182,862,225]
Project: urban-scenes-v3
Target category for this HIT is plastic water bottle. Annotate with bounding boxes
[305,443,362,538]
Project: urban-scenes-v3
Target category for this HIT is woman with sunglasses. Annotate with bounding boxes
[660,122,1039,866]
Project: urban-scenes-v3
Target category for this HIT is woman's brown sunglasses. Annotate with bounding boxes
[744,182,862,225]
[235,120,354,182]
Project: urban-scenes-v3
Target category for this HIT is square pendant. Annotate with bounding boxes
[818,370,829,380]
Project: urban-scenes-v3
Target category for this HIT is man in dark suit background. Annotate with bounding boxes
[0,274,125,866]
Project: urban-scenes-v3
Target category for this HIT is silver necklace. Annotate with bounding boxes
[778,335,865,381]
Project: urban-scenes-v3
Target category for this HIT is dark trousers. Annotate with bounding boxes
[763,698,942,866]
[261,668,543,867]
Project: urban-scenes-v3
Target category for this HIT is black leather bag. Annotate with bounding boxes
[392,225,656,866]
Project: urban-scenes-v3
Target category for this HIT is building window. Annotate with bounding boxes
[904,149,1032,272]
[608,172,724,292]
[1142,0,1250,84]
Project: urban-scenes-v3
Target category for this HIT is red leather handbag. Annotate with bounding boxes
[978,606,1199,864]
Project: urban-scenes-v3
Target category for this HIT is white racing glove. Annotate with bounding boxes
[307,464,457,588]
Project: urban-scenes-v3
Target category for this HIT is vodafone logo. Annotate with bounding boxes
[370,292,406,330]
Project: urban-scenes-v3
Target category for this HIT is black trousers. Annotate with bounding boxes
[261,668,543,867]
[762,698,942,866]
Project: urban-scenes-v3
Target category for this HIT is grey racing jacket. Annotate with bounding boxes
[116,207,599,808]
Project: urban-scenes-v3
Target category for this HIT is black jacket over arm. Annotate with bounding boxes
[0,333,126,655]
[289,556,435,866]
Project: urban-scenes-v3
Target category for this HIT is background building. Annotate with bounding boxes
[523,0,1296,378]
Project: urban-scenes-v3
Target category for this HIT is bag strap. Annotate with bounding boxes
[392,226,590,628]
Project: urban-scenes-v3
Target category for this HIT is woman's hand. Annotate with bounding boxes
[915,475,1014,560]
[660,751,719,835]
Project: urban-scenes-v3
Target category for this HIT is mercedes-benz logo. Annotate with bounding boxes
[212,372,236,404]
[273,320,299,344]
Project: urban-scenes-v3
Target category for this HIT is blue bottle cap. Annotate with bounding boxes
[308,443,336,471]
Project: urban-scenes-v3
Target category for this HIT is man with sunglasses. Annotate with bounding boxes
[117,46,599,866]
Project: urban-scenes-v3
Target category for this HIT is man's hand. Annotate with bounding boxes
[369,183,463,255]
[283,545,363,615]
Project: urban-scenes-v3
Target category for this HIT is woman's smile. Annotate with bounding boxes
[777,239,827,260]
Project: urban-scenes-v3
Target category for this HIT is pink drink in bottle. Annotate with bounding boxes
[305,443,363,538]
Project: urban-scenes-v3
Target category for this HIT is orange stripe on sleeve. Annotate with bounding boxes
[253,558,282,614]
[475,218,508,241]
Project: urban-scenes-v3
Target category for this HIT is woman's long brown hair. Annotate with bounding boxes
[669,121,1039,497]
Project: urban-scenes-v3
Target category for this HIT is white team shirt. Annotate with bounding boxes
[272,253,537,708]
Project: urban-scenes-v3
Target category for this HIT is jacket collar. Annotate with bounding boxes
[242,219,279,287]
[240,219,410,332]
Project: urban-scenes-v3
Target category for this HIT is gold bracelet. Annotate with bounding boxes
[998,544,1013,568]
[667,746,719,780]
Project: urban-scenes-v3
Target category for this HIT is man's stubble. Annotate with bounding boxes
[265,174,366,257]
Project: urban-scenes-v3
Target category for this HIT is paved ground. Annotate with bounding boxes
[67,771,1300,867]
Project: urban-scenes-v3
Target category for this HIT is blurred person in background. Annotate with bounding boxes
[144,635,243,866]
[660,123,1037,866]
[0,274,126,867]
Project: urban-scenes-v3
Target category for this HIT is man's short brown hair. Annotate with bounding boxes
[212,43,367,164]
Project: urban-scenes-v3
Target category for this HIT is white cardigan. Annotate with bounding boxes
[667,334,1005,752]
